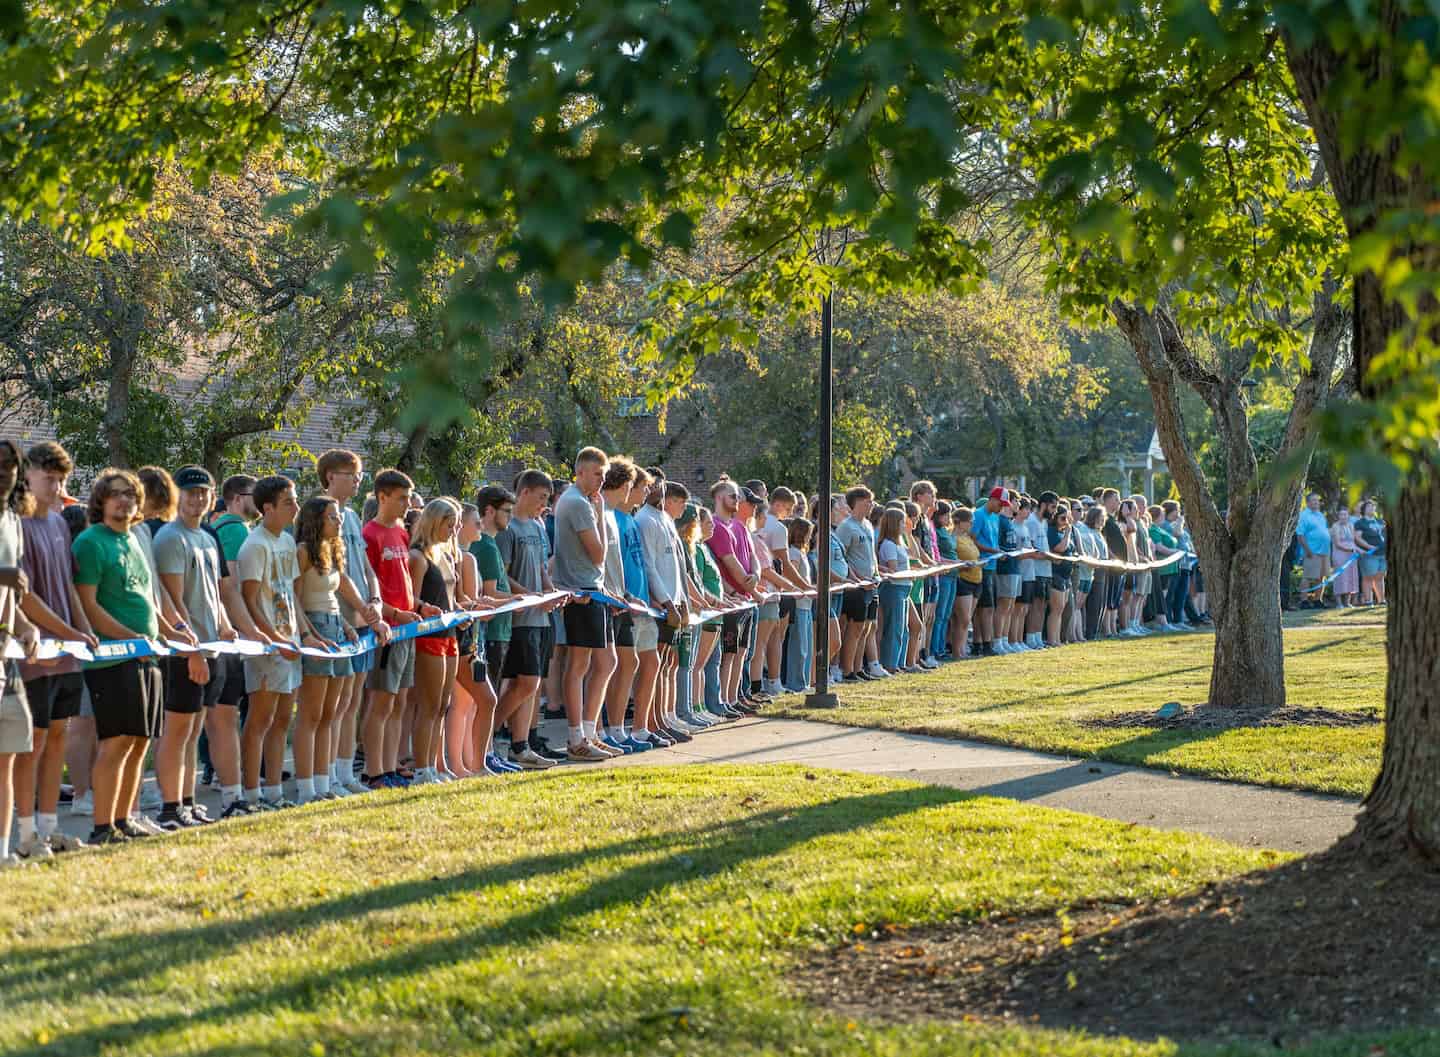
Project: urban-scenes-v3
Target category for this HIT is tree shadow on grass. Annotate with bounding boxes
[3,782,970,1056]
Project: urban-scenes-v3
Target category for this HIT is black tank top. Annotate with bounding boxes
[415,550,456,637]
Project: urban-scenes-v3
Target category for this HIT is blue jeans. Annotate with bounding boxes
[784,606,814,692]
[931,573,957,657]
[879,582,910,671]
[1166,567,1191,624]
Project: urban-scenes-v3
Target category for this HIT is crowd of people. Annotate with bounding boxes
[1291,491,1388,608]
[0,439,1220,867]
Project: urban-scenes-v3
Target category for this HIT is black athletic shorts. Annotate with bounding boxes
[721,608,753,655]
[614,612,635,649]
[978,570,998,609]
[87,658,165,740]
[1106,572,1125,610]
[1033,575,1052,598]
[503,627,548,679]
[657,619,678,647]
[24,671,85,728]
[779,596,797,621]
[486,636,509,688]
[841,587,875,624]
[923,576,940,603]
[214,654,246,706]
[562,599,612,649]
[956,578,982,598]
[1019,579,1036,604]
[165,653,226,713]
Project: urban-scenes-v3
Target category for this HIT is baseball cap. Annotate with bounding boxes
[174,466,215,491]
[739,486,763,506]
[676,502,699,528]
[988,486,1008,501]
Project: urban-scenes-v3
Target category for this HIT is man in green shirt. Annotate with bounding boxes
[73,469,166,845]
[211,474,257,563]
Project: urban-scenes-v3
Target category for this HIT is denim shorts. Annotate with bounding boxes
[302,611,355,678]
[1359,555,1387,576]
[996,574,1021,599]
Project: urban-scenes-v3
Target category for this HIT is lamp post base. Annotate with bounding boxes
[804,691,839,710]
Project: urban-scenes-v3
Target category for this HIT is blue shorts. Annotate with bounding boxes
[1359,555,1387,577]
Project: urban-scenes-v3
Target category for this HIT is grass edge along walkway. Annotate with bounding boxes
[2,765,1429,1057]
[771,625,1384,799]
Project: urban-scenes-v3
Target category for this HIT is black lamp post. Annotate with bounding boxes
[806,289,839,709]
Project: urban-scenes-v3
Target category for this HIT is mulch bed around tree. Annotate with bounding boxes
[793,848,1440,1044]
[1084,703,1380,732]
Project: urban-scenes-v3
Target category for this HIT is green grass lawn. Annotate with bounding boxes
[774,627,1384,797]
[1,767,1429,1056]
[1282,604,1388,628]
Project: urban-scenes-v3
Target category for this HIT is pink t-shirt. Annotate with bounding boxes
[708,516,755,592]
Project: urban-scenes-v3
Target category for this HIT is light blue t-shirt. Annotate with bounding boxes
[827,533,849,579]
[1296,508,1330,556]
[834,516,876,578]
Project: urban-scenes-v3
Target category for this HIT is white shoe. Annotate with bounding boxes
[69,789,94,816]
[512,747,556,770]
[342,778,369,795]
[15,834,54,861]
[587,737,623,758]
[866,662,888,678]
[919,656,939,670]
[829,666,844,685]
[0,853,25,870]
[1119,627,1139,637]
[129,814,167,836]
[330,782,352,797]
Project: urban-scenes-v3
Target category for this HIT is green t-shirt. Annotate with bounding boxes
[212,513,252,563]
[470,535,512,643]
[935,526,958,561]
[73,524,159,667]
[1148,523,1177,574]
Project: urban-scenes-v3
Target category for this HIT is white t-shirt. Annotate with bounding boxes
[237,524,300,641]
[788,545,813,610]
[762,514,788,564]
[1030,513,1052,577]
[878,538,910,572]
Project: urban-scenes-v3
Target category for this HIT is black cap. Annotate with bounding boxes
[174,466,215,490]
[739,486,763,506]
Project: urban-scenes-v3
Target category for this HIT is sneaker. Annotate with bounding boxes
[485,753,521,774]
[220,799,253,820]
[330,782,352,798]
[529,735,567,762]
[69,789,94,817]
[731,701,758,716]
[117,818,153,839]
[598,734,633,755]
[187,803,215,824]
[0,852,26,869]
[261,797,297,810]
[919,656,939,670]
[177,806,209,828]
[645,728,676,747]
[622,735,653,752]
[659,723,693,744]
[566,740,610,762]
[588,737,623,758]
[865,662,889,678]
[342,777,370,795]
[87,827,128,846]
[512,747,557,770]
[15,834,54,861]
[155,810,186,832]
[46,831,88,853]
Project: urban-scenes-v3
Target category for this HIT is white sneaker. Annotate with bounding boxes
[0,853,25,870]
[829,665,844,685]
[69,789,94,816]
[587,737,623,759]
[866,662,889,678]
[513,747,556,770]
[129,814,167,836]
[919,656,939,670]
[15,834,54,861]
[331,782,352,797]
[342,778,369,795]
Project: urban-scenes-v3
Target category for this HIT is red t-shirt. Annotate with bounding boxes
[708,516,756,593]
[363,520,414,611]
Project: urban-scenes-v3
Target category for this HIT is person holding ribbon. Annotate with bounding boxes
[1,438,45,865]
[1328,505,1361,607]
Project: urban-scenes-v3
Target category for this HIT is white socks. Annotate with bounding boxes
[568,724,584,746]
[315,774,331,796]
[262,784,282,803]
[37,812,57,839]
[581,719,598,740]
[222,785,243,808]
[244,787,261,804]
[17,816,35,844]
[608,726,628,744]
[295,777,315,803]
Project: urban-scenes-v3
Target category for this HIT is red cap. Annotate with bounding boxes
[989,486,1008,501]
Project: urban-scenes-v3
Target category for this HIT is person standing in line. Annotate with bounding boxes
[835,486,884,680]
[1294,492,1332,607]
[759,486,799,697]
[407,498,465,784]
[14,442,96,858]
[1328,505,1361,607]
[875,508,912,671]
[361,469,434,789]
[1353,498,1387,606]
[237,476,321,809]
[0,439,44,865]
[316,449,387,795]
[968,487,1007,657]
[690,506,733,719]
[550,448,619,761]
[496,470,565,768]
[151,467,239,828]
[1100,489,1128,637]
[948,507,983,659]
[909,482,941,667]
[929,501,958,661]
[782,517,816,692]
[707,479,763,710]
[72,468,167,843]
[1044,501,1075,647]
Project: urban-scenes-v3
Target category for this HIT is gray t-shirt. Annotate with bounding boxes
[0,510,20,649]
[498,516,549,628]
[834,516,876,578]
[601,505,626,598]
[551,486,604,591]
[153,519,225,642]
[339,506,376,622]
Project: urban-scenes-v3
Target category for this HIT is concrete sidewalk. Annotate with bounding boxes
[602,716,1359,852]
[52,715,1358,854]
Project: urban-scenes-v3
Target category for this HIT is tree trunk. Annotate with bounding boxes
[102,337,135,468]
[1206,532,1286,707]
[1286,8,1440,858]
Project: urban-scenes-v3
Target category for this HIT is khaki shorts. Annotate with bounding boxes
[0,663,34,754]
[1302,554,1330,581]
[245,653,303,695]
